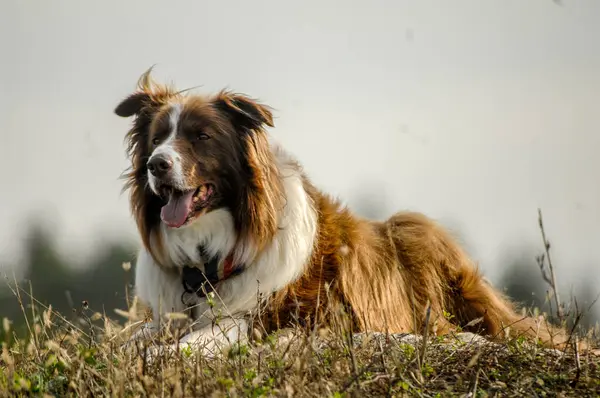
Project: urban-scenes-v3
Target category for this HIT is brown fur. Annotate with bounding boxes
[116,70,588,354]
[261,182,576,351]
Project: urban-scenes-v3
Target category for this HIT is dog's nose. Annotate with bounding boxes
[147,155,173,177]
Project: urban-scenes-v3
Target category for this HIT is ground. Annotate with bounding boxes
[1,297,599,398]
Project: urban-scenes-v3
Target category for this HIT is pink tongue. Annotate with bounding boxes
[160,190,195,228]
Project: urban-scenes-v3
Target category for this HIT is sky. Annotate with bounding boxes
[1,0,599,295]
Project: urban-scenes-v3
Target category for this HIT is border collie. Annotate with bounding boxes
[114,69,579,357]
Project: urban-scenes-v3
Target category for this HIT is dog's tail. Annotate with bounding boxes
[451,265,579,351]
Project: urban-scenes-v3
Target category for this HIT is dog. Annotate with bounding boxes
[114,69,583,358]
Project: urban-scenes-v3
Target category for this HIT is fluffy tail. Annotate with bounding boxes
[382,211,592,353]
[451,266,578,351]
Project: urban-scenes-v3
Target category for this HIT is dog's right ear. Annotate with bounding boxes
[114,92,152,117]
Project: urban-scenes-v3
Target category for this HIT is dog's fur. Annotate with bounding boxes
[115,69,581,357]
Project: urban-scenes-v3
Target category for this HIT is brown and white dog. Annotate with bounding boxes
[115,69,578,357]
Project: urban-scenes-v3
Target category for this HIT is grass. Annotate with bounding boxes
[0,279,599,397]
[1,209,599,397]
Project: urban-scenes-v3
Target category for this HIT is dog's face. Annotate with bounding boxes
[115,83,274,229]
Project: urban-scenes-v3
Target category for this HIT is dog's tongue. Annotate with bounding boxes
[160,190,195,228]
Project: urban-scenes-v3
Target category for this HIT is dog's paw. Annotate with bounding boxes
[137,341,197,365]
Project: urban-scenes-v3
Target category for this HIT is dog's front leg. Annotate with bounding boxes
[125,249,191,346]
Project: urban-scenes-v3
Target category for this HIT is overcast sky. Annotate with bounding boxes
[1,0,599,294]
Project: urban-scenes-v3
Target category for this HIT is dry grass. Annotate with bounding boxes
[1,210,599,397]
[0,282,599,398]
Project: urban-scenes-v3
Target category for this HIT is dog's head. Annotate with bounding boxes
[115,69,283,259]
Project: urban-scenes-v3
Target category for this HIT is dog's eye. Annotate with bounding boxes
[197,133,210,141]
[152,138,160,146]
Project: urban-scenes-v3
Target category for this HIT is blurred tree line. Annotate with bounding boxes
[497,244,599,332]
[1,207,598,340]
[0,222,136,339]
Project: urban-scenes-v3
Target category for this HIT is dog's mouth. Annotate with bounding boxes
[159,184,214,228]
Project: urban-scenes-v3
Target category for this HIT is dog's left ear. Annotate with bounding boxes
[214,92,274,131]
[114,92,152,118]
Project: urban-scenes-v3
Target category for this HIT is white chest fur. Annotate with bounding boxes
[133,146,318,328]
